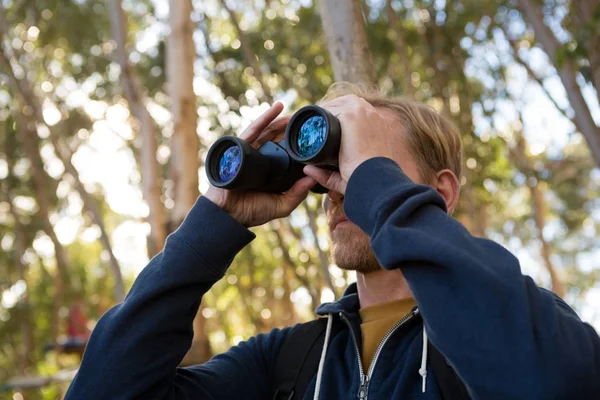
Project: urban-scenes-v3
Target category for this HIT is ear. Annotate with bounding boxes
[434,169,460,214]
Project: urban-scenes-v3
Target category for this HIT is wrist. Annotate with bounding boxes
[173,196,256,269]
[204,188,248,227]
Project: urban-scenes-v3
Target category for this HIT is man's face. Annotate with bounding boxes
[324,108,426,274]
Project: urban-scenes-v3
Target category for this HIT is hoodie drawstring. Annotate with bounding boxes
[313,314,333,400]
[313,313,429,398]
[419,328,428,393]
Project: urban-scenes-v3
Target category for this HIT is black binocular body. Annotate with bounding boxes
[206,105,341,194]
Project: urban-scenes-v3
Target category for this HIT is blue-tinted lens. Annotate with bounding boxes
[218,145,242,182]
[296,115,327,157]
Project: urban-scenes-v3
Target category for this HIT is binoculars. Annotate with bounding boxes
[206,105,340,194]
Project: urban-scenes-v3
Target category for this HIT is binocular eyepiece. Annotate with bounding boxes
[206,105,341,194]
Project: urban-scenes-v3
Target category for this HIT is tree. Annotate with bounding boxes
[516,0,600,166]
[316,0,377,84]
[167,0,200,228]
[166,0,211,365]
[0,3,125,303]
[109,0,168,257]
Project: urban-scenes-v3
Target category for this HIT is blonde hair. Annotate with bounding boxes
[319,82,463,182]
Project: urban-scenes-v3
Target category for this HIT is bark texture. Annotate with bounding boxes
[317,0,377,84]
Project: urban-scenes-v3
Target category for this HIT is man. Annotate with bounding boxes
[66,84,600,399]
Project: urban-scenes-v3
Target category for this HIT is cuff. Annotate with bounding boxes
[343,157,414,234]
[171,196,256,273]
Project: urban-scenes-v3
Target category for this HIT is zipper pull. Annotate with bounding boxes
[358,375,369,400]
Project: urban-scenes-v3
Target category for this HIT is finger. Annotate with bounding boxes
[303,166,347,194]
[253,114,292,148]
[319,103,349,121]
[239,102,284,143]
[275,176,317,218]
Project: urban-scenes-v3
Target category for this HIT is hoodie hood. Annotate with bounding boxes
[315,282,360,316]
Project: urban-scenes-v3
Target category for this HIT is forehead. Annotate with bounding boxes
[376,106,404,131]
[372,106,409,147]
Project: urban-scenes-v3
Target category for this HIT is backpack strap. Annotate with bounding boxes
[272,317,343,400]
[429,342,470,399]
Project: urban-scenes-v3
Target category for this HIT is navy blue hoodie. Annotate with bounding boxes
[66,157,600,399]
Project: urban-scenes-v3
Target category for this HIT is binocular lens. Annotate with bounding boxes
[296,115,327,158]
[217,145,242,183]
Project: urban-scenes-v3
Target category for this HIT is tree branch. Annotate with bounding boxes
[108,0,167,256]
[219,0,274,103]
[517,0,600,166]
[506,36,574,124]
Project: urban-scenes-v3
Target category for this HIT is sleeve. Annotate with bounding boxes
[65,196,287,400]
[344,157,600,399]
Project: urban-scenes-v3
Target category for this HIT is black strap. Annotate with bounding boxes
[428,342,470,399]
[272,318,342,400]
[273,317,469,400]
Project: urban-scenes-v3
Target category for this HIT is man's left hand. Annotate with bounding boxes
[303,94,400,194]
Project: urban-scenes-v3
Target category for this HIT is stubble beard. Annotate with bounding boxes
[330,223,381,274]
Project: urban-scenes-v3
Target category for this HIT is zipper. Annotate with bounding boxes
[339,312,367,399]
[340,308,419,400]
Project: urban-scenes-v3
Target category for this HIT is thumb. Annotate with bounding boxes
[303,165,347,194]
[275,176,317,218]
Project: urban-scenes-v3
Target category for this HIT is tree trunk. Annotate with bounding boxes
[317,0,377,84]
[517,0,600,166]
[109,0,168,257]
[529,182,566,297]
[168,0,199,227]
[167,0,209,366]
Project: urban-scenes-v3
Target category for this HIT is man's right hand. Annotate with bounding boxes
[204,102,317,228]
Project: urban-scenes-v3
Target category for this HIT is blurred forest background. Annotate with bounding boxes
[0,0,599,398]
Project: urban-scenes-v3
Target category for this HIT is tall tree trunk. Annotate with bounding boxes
[529,182,565,297]
[317,0,377,84]
[0,5,126,302]
[109,0,168,257]
[167,0,209,365]
[517,0,600,166]
[168,0,200,227]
